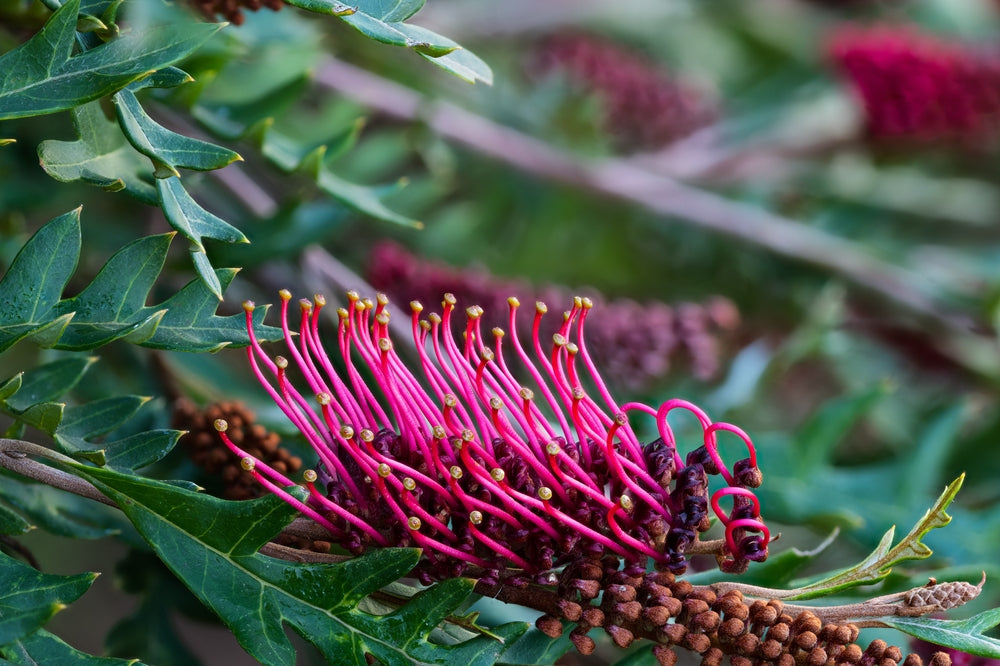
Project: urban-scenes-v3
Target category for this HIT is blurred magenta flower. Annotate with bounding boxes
[217,291,769,583]
[530,32,717,151]
[829,24,1000,142]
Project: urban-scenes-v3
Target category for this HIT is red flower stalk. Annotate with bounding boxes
[829,25,1000,142]
[216,291,770,583]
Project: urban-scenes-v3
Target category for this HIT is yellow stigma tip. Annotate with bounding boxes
[240,456,256,471]
[507,296,521,308]
[552,333,566,347]
[346,290,360,302]
[407,516,422,531]
[303,469,318,483]
[481,348,494,362]
[492,327,505,338]
[574,296,583,308]
[461,429,475,442]
[490,468,506,482]
[443,293,457,306]
[337,307,349,320]
[443,394,458,408]
[572,387,585,401]
[581,297,593,309]
[299,299,312,312]
[410,300,423,313]
[378,338,393,352]
[619,495,634,511]
[377,293,389,306]
[546,442,561,456]
[361,298,374,309]
[359,429,375,443]
[449,466,463,480]
[377,463,392,478]
[538,487,553,501]
[340,425,355,439]
[316,392,331,405]
[535,301,547,314]
[278,289,292,300]
[489,397,503,410]
[519,388,534,401]
[466,306,480,319]
[403,477,416,491]
[469,510,483,525]
[566,343,579,355]
[432,425,446,439]
[214,419,228,432]
[420,320,431,332]
[242,300,255,312]
[275,356,288,369]
[314,294,326,307]
[615,412,628,426]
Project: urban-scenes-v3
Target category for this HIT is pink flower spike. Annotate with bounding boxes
[467,512,532,570]
[710,486,762,526]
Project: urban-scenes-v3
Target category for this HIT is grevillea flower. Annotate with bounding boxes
[530,33,717,151]
[216,291,769,584]
[829,25,1000,142]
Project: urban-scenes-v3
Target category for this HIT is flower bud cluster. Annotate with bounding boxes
[216,290,770,583]
[537,566,952,666]
[829,25,1000,142]
[367,241,741,389]
[529,32,717,151]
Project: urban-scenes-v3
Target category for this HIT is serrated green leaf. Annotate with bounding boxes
[15,402,65,435]
[55,395,150,457]
[64,463,523,665]
[3,357,94,412]
[0,0,220,119]
[0,550,95,646]
[140,269,281,352]
[785,475,965,599]
[0,473,130,540]
[881,608,1000,659]
[113,89,241,174]
[0,210,81,351]
[51,234,173,350]
[38,102,157,204]
[102,430,182,472]
[497,629,573,666]
[0,628,143,665]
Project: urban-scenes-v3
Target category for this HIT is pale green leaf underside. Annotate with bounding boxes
[881,608,1000,659]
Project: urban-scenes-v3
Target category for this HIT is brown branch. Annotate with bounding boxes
[313,57,976,338]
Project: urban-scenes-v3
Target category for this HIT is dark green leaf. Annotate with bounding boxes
[113,90,241,175]
[0,550,95,646]
[66,463,524,665]
[0,503,31,536]
[0,0,220,119]
[0,629,142,665]
[103,430,183,472]
[0,473,130,540]
[55,395,150,457]
[497,629,573,666]
[881,608,1000,659]
[51,234,173,350]
[38,102,157,204]
[0,210,80,352]
[3,357,94,412]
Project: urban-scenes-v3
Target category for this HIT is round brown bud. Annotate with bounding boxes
[807,647,828,666]
[683,632,712,654]
[660,596,684,617]
[735,633,759,655]
[928,653,952,666]
[572,579,602,599]
[693,610,721,633]
[581,607,605,627]
[879,658,898,666]
[673,581,694,598]
[536,614,563,638]
[760,638,784,660]
[885,647,903,663]
[606,583,637,602]
[838,644,863,664]
[576,562,603,580]
[796,630,819,651]
[901,655,923,666]
[683,598,711,616]
[688,588,718,605]
[732,657,754,666]
[660,623,687,644]
[865,640,888,660]
[777,654,796,666]
[767,622,791,643]
[613,601,642,623]
[720,617,746,638]
[793,612,822,635]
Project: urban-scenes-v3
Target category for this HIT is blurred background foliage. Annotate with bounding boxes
[2,0,1000,663]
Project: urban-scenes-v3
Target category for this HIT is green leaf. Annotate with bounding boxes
[0,0,220,119]
[0,628,143,665]
[0,550,95,646]
[140,269,280,352]
[38,102,158,204]
[103,430,183,472]
[497,629,573,666]
[65,463,524,665]
[785,475,964,599]
[881,608,1000,659]
[0,474,130,540]
[0,503,31,536]
[51,234,173,350]
[55,395,149,456]
[113,89,241,175]
[0,210,81,351]
[3,357,94,412]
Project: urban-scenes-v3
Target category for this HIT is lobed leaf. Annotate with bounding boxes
[0,0,220,120]
[0,628,143,665]
[0,550,95,647]
[63,462,526,665]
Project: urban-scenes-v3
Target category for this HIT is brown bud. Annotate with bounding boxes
[865,640,888,660]
[582,607,605,628]
[735,633,759,655]
[660,623,687,644]
[838,645,863,664]
[556,599,582,622]
[693,610,721,633]
[613,601,642,623]
[572,579,602,599]
[570,631,595,655]
[879,658,899,666]
[688,588,718,605]
[683,632,712,654]
[684,598,711,616]
[702,647,724,666]
[720,617,746,638]
[752,604,780,627]
[902,655,923,666]
[885,647,902,662]
[644,604,673,627]
[760,638,784,660]
[606,583,637,602]
[929,653,951,666]
[654,645,679,666]
[659,596,683,617]
[717,594,747,616]
[807,647,828,666]
[796,631,818,651]
[768,622,790,643]
[673,580,694,598]
[536,614,563,638]
[732,657,754,666]
[793,612,822,635]
[777,654,796,666]
[606,624,635,648]
[575,562,603,580]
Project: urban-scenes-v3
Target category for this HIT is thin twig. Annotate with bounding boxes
[0,439,116,508]
[313,57,975,337]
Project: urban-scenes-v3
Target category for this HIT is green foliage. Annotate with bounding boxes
[882,609,1000,660]
[0,550,95,647]
[64,462,527,665]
